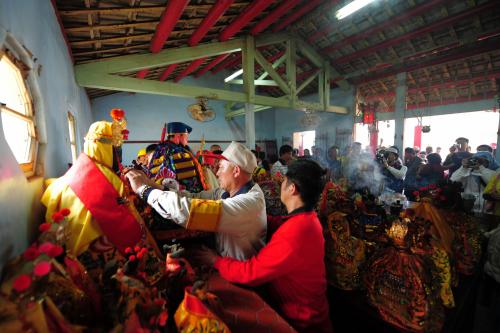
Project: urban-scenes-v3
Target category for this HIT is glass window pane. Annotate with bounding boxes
[1,112,31,163]
[68,116,75,143]
[0,57,27,114]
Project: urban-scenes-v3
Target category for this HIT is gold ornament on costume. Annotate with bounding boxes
[387,218,409,246]
[110,108,128,147]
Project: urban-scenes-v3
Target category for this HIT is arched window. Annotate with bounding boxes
[0,50,38,174]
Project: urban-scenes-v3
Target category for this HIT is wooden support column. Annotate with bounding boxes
[243,36,256,149]
[394,72,406,151]
[319,69,325,106]
[496,113,500,161]
[286,38,296,107]
[324,61,330,110]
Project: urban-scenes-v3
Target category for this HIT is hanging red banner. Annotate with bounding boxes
[414,125,422,151]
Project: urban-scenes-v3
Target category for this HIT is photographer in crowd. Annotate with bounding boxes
[450,151,498,212]
[378,147,407,193]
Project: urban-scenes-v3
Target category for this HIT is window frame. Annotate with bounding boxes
[67,111,78,162]
[0,35,40,177]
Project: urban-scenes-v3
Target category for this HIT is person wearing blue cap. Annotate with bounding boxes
[450,151,499,213]
[126,141,267,261]
[148,121,207,193]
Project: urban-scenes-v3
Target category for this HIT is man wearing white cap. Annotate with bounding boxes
[125,141,267,260]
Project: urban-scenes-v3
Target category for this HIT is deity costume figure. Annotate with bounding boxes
[148,122,208,193]
[41,109,144,256]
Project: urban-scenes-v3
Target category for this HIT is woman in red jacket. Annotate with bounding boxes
[197,159,333,333]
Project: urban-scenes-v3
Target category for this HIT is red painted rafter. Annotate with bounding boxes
[272,0,324,32]
[172,0,234,82]
[138,0,188,79]
[353,37,500,84]
[407,92,496,110]
[316,0,445,47]
[195,54,231,77]
[333,1,496,64]
[210,53,242,75]
[174,58,207,82]
[362,72,500,103]
[196,0,274,78]
[250,0,301,35]
[159,64,179,81]
[150,1,189,53]
[188,0,234,46]
[219,0,274,42]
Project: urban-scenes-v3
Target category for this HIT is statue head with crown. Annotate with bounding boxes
[83,108,129,172]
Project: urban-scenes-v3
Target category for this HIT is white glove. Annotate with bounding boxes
[161,178,180,191]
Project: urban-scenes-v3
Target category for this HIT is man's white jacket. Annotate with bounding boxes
[143,183,267,261]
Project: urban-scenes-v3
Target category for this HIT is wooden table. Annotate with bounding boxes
[207,274,297,333]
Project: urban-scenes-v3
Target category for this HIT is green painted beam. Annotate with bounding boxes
[75,38,244,74]
[326,105,348,114]
[255,49,290,94]
[225,105,272,119]
[295,99,348,114]
[297,70,319,94]
[228,79,278,86]
[324,62,331,110]
[255,32,290,47]
[257,54,286,80]
[319,68,325,106]
[73,31,349,114]
[77,72,249,102]
[286,38,297,94]
[242,36,255,103]
[295,38,350,90]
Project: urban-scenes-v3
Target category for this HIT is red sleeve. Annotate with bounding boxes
[214,230,298,286]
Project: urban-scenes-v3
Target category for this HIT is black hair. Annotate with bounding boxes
[455,137,469,143]
[426,153,442,165]
[146,143,158,154]
[212,149,223,155]
[477,144,493,153]
[285,159,326,211]
[279,144,293,157]
[404,147,415,154]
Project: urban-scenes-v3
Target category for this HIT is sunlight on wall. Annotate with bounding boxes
[293,130,316,156]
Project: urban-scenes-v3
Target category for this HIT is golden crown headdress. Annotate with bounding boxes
[84,108,129,146]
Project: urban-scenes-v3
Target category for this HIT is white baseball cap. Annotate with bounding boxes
[222,141,257,174]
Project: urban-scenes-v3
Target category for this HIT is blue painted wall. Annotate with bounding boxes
[0,0,93,274]
[91,72,275,165]
[273,87,356,153]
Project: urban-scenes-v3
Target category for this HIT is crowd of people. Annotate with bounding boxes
[40,113,500,332]
[255,137,499,216]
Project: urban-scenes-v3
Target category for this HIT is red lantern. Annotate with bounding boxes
[362,103,375,125]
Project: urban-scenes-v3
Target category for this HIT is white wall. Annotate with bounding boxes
[0,0,93,274]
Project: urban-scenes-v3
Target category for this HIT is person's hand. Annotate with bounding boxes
[192,246,218,266]
[382,157,389,168]
[125,169,150,193]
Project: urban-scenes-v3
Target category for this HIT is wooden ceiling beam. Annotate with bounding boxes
[73,43,150,56]
[65,20,158,33]
[59,3,249,16]
[71,33,153,46]
[64,15,237,33]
